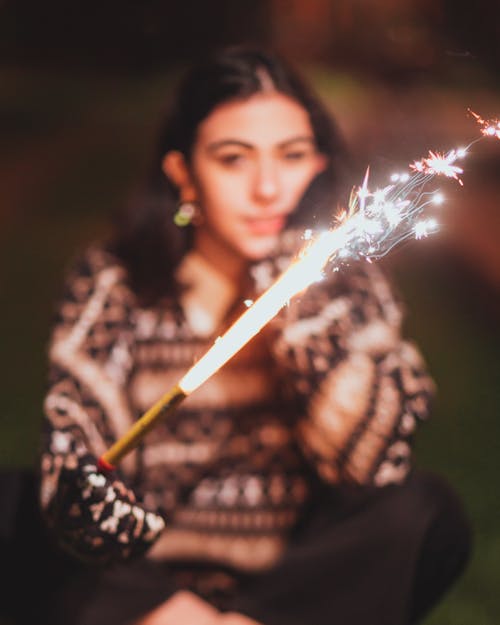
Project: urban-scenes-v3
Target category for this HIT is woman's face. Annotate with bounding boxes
[166,92,327,265]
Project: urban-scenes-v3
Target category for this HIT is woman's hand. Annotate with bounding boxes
[135,591,218,625]
[48,453,165,563]
[134,591,263,625]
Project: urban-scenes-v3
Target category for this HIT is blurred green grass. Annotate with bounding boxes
[0,65,499,623]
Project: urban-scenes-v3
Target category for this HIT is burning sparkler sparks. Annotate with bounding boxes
[410,150,464,185]
[98,109,500,472]
[469,109,500,139]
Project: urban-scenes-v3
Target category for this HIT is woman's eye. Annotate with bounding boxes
[218,153,245,166]
[283,151,308,161]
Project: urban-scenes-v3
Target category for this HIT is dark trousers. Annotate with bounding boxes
[232,470,472,625]
[2,469,471,625]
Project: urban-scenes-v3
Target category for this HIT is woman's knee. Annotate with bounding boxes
[403,473,473,622]
[381,471,473,563]
[412,472,471,550]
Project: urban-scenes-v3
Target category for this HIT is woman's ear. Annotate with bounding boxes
[315,153,328,175]
[162,151,197,201]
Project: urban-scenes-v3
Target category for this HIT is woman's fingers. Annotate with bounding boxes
[134,590,219,625]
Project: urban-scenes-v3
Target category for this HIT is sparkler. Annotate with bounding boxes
[468,109,500,140]
[98,112,500,473]
[410,149,464,185]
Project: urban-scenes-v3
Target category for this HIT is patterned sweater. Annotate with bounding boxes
[40,231,435,572]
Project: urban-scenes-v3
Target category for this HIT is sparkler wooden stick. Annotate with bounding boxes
[98,236,333,473]
[98,384,186,472]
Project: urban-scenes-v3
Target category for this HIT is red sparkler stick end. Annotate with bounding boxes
[97,456,116,474]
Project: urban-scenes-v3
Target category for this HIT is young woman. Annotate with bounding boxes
[40,47,471,625]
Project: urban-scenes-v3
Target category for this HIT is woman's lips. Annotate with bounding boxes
[246,215,287,235]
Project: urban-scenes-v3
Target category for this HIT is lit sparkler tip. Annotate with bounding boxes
[414,218,439,240]
[357,166,371,211]
[372,185,393,203]
[410,150,463,184]
[469,109,500,140]
[432,192,444,205]
[390,171,409,183]
[336,209,348,224]
[468,109,482,122]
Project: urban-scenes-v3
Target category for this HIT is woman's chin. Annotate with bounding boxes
[242,234,281,261]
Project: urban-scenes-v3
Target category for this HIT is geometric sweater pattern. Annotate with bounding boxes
[40,230,435,571]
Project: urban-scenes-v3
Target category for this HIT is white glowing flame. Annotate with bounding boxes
[178,161,450,393]
[411,150,464,184]
[414,218,439,239]
[469,109,500,140]
[176,112,500,395]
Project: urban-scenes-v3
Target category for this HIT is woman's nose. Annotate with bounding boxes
[252,161,280,204]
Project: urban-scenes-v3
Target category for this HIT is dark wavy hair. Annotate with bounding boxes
[111,46,351,304]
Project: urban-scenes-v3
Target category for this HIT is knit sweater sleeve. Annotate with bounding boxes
[40,247,165,564]
[254,239,435,487]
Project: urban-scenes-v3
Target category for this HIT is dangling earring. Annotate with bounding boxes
[173,201,202,227]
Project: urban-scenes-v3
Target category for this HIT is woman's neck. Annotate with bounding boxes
[193,229,249,284]
[176,233,253,338]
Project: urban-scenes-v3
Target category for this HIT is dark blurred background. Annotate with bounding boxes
[0,1,499,623]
